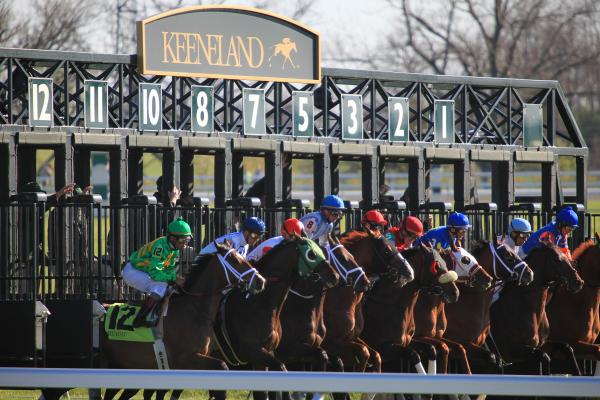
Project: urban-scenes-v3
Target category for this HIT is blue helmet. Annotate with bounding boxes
[508,218,532,234]
[556,206,578,227]
[321,194,345,210]
[447,212,470,229]
[242,217,267,233]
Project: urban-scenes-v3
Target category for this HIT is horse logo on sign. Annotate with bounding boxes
[268,38,298,69]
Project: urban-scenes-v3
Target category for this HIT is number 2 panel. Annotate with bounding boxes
[388,97,409,142]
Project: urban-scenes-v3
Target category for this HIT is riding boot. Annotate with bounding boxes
[133,293,161,328]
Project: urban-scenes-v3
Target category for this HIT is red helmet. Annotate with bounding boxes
[281,218,304,236]
[361,210,388,226]
[403,216,424,236]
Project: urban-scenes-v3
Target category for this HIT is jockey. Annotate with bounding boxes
[360,209,388,234]
[413,212,470,250]
[246,218,305,263]
[199,216,267,258]
[386,215,424,251]
[122,217,192,327]
[521,206,578,260]
[300,194,345,246]
[503,218,532,256]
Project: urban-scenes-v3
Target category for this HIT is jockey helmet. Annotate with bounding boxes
[321,194,345,210]
[556,206,579,228]
[167,217,192,237]
[282,218,304,236]
[508,218,532,234]
[361,210,388,226]
[447,212,471,229]
[242,216,267,234]
[403,216,424,236]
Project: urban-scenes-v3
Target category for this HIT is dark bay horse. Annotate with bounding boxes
[490,241,583,375]
[41,241,265,400]
[546,234,600,375]
[411,243,491,375]
[361,243,458,374]
[322,230,414,374]
[444,239,533,373]
[210,237,340,400]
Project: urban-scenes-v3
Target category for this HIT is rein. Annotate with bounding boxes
[327,244,366,290]
[450,250,483,287]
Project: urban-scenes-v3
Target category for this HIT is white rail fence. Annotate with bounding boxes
[1,368,599,398]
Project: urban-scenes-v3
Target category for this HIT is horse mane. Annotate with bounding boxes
[470,240,490,255]
[340,230,370,246]
[183,255,212,290]
[255,239,296,271]
[401,246,419,258]
[572,240,596,261]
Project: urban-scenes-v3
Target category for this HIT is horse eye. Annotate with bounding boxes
[306,249,316,262]
[461,256,470,264]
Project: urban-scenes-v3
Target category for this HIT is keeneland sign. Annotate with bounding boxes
[137,6,321,83]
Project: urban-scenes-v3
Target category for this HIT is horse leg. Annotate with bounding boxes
[245,348,287,400]
[566,342,600,375]
[103,388,123,400]
[322,339,370,372]
[407,340,439,374]
[440,338,472,374]
[463,344,499,374]
[172,352,229,400]
[541,342,582,376]
[355,337,382,373]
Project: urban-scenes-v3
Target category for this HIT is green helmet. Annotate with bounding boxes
[167,217,192,237]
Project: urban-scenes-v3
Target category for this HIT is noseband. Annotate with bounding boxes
[218,248,259,289]
[489,242,528,286]
[327,244,367,290]
[450,250,483,288]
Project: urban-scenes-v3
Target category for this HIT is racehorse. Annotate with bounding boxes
[321,230,414,375]
[411,242,491,374]
[40,241,265,400]
[489,241,583,375]
[207,237,341,400]
[444,239,533,373]
[361,243,458,375]
[546,234,600,375]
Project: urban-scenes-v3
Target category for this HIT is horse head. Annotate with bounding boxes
[403,242,459,303]
[341,229,414,287]
[474,238,533,287]
[443,241,492,291]
[527,241,583,293]
[571,234,600,286]
[326,235,371,292]
[294,236,339,289]
[189,240,266,295]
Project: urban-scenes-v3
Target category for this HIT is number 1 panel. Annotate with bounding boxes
[292,91,314,137]
[191,85,214,133]
[388,97,409,142]
[28,78,54,127]
[341,94,363,140]
[243,88,266,135]
[434,99,455,144]
[84,80,108,129]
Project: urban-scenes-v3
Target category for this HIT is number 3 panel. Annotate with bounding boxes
[292,91,314,137]
[243,88,266,135]
[28,77,54,127]
[84,80,108,129]
[341,94,363,140]
[191,85,214,133]
[388,97,409,142]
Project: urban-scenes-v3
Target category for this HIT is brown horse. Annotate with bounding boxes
[411,242,491,375]
[546,234,600,375]
[444,239,533,373]
[41,241,265,400]
[321,230,415,375]
[361,243,458,375]
[490,241,583,375]
[209,237,340,400]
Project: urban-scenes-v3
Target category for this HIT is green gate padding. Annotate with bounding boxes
[104,303,155,343]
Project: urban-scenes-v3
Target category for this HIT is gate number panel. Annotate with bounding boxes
[191,85,214,133]
[434,99,455,144]
[28,78,54,128]
[523,103,543,147]
[292,91,314,137]
[84,80,108,129]
[243,88,266,135]
[139,83,162,131]
[342,94,363,140]
[388,97,409,142]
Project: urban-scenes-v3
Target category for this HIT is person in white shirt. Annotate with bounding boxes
[300,194,345,246]
[199,216,267,258]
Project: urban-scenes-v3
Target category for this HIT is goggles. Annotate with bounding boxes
[512,231,531,239]
[248,231,264,239]
[326,209,343,217]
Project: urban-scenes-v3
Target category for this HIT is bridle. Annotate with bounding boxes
[368,236,411,284]
[326,244,367,290]
[488,241,528,287]
[449,249,485,288]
